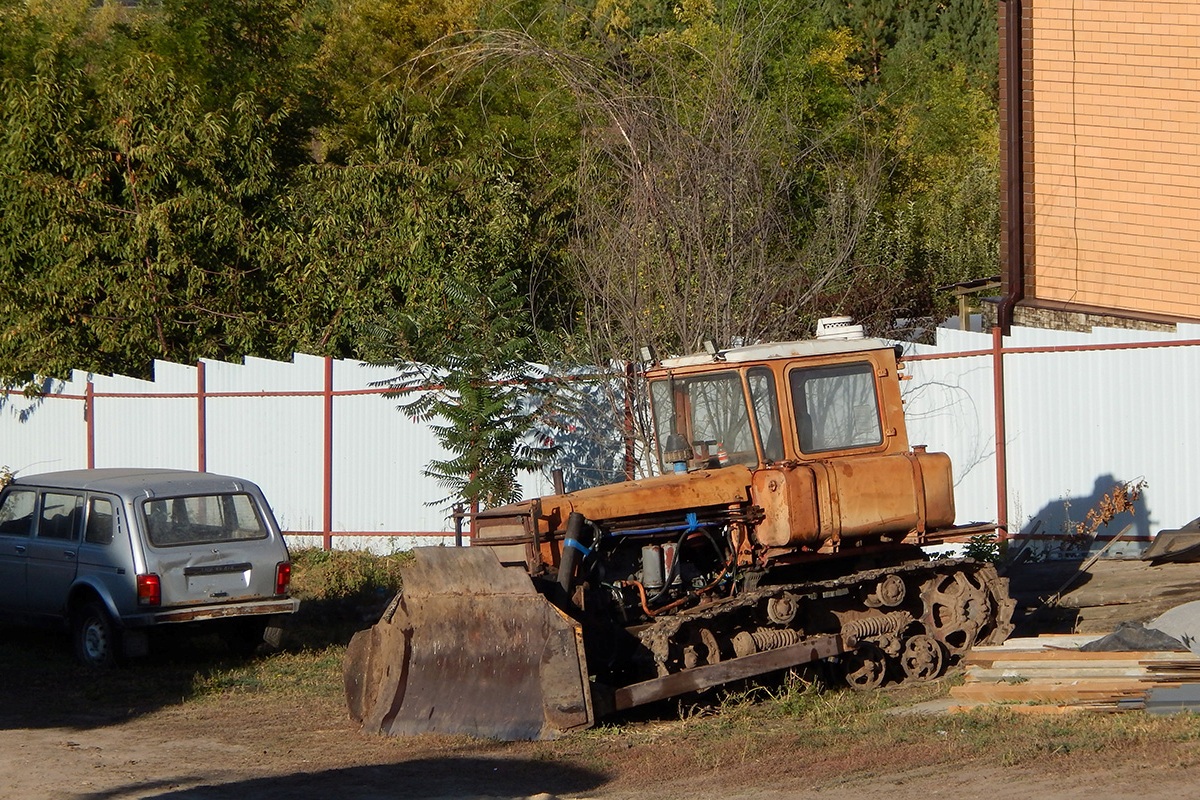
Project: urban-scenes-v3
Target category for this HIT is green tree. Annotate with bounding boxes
[308,0,484,157]
[816,0,997,88]
[0,0,329,383]
[445,0,875,364]
[0,48,294,382]
[803,0,1001,331]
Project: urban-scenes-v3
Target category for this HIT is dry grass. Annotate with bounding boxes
[288,546,411,602]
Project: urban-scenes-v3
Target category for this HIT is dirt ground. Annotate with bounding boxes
[4,690,1200,800]
[6,558,1200,800]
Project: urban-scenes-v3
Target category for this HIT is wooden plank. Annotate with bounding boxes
[955,652,1190,671]
[967,667,1163,680]
[978,659,1192,671]
[971,634,1104,651]
[950,683,1147,702]
[947,703,1090,715]
[965,650,1193,665]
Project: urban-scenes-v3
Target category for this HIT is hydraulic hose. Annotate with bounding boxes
[622,551,736,618]
[557,512,591,597]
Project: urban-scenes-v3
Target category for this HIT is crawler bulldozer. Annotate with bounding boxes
[344,324,1015,740]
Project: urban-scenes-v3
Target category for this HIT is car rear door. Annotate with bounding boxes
[140,492,280,606]
[26,490,83,615]
[0,487,36,612]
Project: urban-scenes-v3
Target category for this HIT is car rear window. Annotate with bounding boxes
[141,493,268,547]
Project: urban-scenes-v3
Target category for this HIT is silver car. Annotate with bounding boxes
[0,468,298,666]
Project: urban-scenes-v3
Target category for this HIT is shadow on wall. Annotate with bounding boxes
[538,378,633,492]
[0,377,70,423]
[1012,473,1152,562]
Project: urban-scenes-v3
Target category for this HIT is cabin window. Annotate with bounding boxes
[650,371,757,469]
[788,362,882,453]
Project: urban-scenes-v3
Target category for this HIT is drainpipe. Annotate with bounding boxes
[997,0,1025,334]
[991,0,1025,541]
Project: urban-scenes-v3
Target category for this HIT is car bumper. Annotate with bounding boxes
[122,597,300,627]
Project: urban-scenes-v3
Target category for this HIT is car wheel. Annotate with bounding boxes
[73,600,122,668]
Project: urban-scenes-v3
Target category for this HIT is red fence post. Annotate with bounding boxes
[323,356,334,551]
[85,380,95,469]
[992,327,1009,542]
[196,361,207,472]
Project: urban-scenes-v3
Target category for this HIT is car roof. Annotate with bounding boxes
[9,468,257,497]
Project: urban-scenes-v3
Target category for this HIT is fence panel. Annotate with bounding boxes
[94,365,197,470]
[901,332,999,527]
[0,373,89,474]
[902,323,1200,549]
[3,325,1198,553]
[1001,331,1200,546]
[330,359,458,539]
[203,354,326,535]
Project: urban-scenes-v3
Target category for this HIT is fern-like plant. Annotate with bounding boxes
[374,266,558,511]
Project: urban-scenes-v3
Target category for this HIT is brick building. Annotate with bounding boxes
[999,0,1200,332]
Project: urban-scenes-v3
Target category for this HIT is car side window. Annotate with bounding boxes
[85,497,115,545]
[0,489,36,537]
[39,492,83,541]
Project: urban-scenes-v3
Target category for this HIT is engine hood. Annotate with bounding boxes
[478,465,754,534]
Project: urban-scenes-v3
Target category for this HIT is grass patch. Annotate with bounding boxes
[192,645,346,701]
[289,547,411,603]
[562,669,1200,777]
[286,546,412,647]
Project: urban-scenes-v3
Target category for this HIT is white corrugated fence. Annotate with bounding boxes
[3,322,1198,554]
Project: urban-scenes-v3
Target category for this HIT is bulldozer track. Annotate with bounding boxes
[635,558,1015,684]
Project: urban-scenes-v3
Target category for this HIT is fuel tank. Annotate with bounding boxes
[751,449,954,548]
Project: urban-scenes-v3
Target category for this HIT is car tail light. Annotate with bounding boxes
[137,573,161,607]
[275,561,291,596]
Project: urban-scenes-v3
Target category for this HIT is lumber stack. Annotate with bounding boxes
[949,634,1200,713]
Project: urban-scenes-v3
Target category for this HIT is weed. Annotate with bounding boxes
[964,532,1001,563]
[1072,478,1148,538]
[289,547,411,602]
[286,547,414,648]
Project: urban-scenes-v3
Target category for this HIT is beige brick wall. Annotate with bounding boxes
[1028,1,1200,320]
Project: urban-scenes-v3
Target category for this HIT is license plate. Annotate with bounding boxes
[187,570,249,596]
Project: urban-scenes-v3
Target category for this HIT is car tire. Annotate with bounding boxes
[73,600,122,668]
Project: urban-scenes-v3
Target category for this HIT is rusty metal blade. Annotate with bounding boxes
[344,547,593,741]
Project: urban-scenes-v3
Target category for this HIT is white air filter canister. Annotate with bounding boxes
[816,316,865,340]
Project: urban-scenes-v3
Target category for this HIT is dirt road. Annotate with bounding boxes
[6,557,1200,800]
[4,680,1200,800]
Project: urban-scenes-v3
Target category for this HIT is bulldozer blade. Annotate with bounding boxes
[344,547,594,741]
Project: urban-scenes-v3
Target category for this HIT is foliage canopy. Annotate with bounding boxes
[0,0,1001,491]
